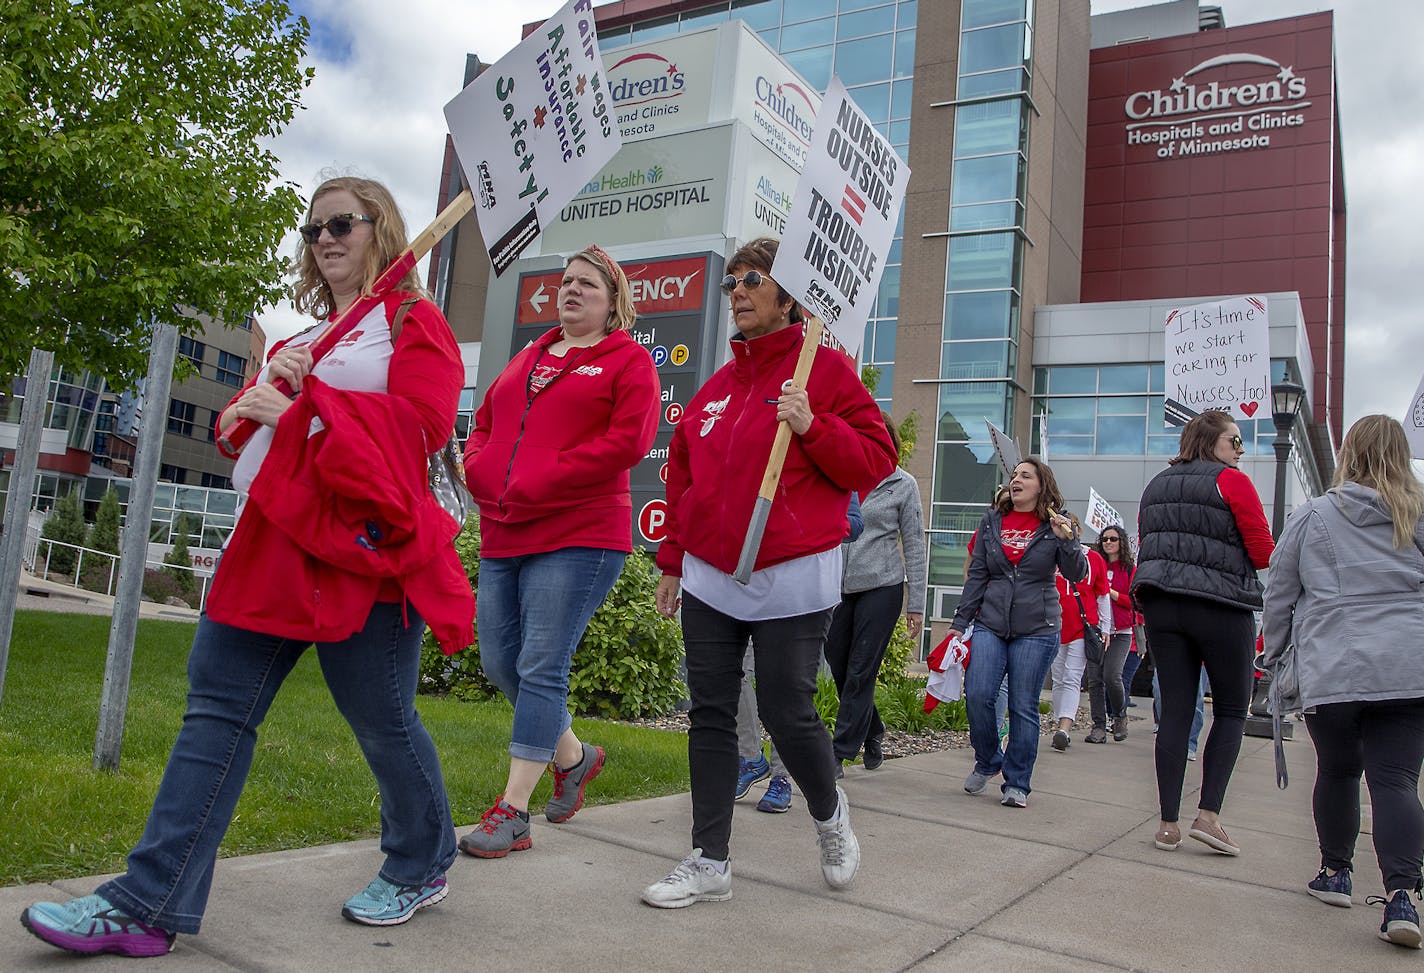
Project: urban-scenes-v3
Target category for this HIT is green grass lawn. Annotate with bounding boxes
[0,610,690,887]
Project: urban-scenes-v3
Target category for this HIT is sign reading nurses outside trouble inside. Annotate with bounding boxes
[443,0,621,275]
[773,77,909,357]
[1162,295,1270,427]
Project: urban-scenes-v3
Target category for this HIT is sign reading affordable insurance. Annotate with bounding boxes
[1162,295,1271,427]
[444,0,621,275]
[772,77,908,357]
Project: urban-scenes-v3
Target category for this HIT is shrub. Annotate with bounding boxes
[420,518,686,719]
[39,490,87,576]
[79,561,115,595]
[88,488,122,555]
[163,514,195,594]
[142,568,182,604]
[877,615,918,688]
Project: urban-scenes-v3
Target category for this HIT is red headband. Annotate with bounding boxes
[583,244,622,292]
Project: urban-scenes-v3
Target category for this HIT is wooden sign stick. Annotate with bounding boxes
[732,315,825,584]
[217,188,475,457]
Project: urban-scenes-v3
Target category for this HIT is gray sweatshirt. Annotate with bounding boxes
[840,467,928,615]
[1261,482,1424,708]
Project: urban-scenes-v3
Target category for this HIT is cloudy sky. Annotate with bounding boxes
[265,0,1423,429]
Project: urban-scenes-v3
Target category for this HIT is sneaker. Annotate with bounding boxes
[815,786,860,889]
[342,875,448,926]
[1052,729,1070,751]
[545,742,605,823]
[1112,716,1129,742]
[459,798,532,858]
[641,851,732,909]
[1187,749,1198,761]
[21,895,174,957]
[756,775,792,813]
[863,735,884,770]
[964,766,999,795]
[1001,786,1028,808]
[734,753,771,800]
[1085,727,1107,744]
[1306,866,1353,908]
[1368,890,1423,949]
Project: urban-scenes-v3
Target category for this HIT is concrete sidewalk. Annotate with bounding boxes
[4,716,1418,971]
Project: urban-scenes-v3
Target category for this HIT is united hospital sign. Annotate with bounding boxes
[1123,52,1312,159]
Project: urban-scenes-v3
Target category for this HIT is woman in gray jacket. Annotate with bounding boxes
[1262,414,1424,950]
[825,413,927,773]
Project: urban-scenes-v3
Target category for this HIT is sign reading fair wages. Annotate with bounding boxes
[773,77,908,356]
[444,0,620,276]
[1163,295,1270,426]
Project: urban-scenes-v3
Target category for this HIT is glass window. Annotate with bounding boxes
[940,339,1012,378]
[1045,436,1093,456]
[167,399,195,437]
[1043,396,1094,419]
[875,265,900,317]
[1048,366,1096,394]
[953,97,1024,157]
[888,119,912,145]
[1097,416,1146,455]
[631,16,679,41]
[159,464,187,484]
[893,28,915,78]
[758,26,781,46]
[957,67,1030,98]
[937,380,1009,439]
[783,0,831,23]
[890,78,913,118]
[1098,395,1148,415]
[959,22,1028,74]
[731,0,782,31]
[178,336,206,368]
[680,8,730,29]
[838,0,892,12]
[1149,363,1165,393]
[897,0,918,28]
[961,0,1028,29]
[1148,434,1179,456]
[872,319,897,362]
[928,530,972,587]
[781,16,834,50]
[945,232,1018,291]
[951,153,1022,205]
[933,441,1001,505]
[951,200,1018,231]
[782,46,832,89]
[834,34,893,87]
[1099,364,1149,393]
[215,350,246,387]
[848,82,890,121]
[838,6,894,38]
[943,290,1013,341]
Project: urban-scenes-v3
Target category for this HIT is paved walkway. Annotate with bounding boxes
[4,708,1419,971]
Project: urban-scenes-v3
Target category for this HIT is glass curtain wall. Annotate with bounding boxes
[926,0,1034,588]
[599,0,917,408]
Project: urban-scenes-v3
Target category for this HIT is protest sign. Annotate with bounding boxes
[1084,488,1125,537]
[444,0,621,275]
[1407,370,1424,459]
[771,76,909,356]
[985,418,1021,478]
[1162,295,1270,426]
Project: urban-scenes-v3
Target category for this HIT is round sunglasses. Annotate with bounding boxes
[720,270,769,295]
[299,213,375,244]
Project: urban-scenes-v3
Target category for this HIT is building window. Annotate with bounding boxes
[215,351,247,387]
[178,336,206,369]
[200,472,233,490]
[159,464,187,484]
[167,399,196,437]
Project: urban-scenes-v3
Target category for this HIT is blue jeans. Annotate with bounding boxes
[964,629,1059,794]
[478,547,624,762]
[98,604,455,934]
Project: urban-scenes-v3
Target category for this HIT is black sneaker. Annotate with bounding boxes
[1306,866,1352,908]
[1084,727,1107,744]
[863,735,884,770]
[1368,890,1422,949]
[1052,730,1070,751]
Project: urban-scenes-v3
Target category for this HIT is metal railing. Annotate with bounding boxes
[22,527,210,611]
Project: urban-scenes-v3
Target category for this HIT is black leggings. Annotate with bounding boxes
[1138,590,1254,822]
[824,583,903,761]
[1305,699,1424,894]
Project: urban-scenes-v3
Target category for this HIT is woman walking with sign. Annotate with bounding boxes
[642,237,895,908]
[22,176,474,955]
[457,245,659,859]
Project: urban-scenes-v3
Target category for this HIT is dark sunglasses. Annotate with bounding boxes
[1101,535,1121,543]
[1220,434,1244,450]
[720,270,768,294]
[299,213,375,244]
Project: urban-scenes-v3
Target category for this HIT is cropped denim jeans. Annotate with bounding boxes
[478,547,625,762]
[99,603,456,934]
[964,629,1059,795]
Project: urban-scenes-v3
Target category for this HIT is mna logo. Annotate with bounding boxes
[475,161,496,209]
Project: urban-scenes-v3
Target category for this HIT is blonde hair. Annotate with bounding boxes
[1333,414,1424,549]
[293,176,428,319]
[568,245,635,333]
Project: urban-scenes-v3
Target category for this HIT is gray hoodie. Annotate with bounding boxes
[841,467,928,614]
[1261,482,1424,708]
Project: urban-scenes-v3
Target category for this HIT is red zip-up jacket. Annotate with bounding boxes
[465,327,659,557]
[656,323,896,577]
[1056,547,1110,644]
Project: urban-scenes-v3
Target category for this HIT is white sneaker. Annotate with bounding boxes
[640,850,732,909]
[815,786,861,889]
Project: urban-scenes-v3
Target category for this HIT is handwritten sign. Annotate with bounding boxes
[1084,488,1125,537]
[1407,370,1424,459]
[1162,295,1270,426]
[444,0,621,275]
[772,76,909,356]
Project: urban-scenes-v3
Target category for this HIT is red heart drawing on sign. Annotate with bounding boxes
[1241,402,1259,417]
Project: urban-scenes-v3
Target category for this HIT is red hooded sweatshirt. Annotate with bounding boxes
[464,326,660,557]
[1056,547,1110,645]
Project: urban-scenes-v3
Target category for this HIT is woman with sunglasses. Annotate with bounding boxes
[1087,524,1137,743]
[1133,409,1272,856]
[457,244,659,859]
[22,177,474,957]
[642,237,895,908]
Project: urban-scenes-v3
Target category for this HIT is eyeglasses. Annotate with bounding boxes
[720,270,767,294]
[299,213,375,244]
[1101,536,1120,543]
[1219,434,1244,450]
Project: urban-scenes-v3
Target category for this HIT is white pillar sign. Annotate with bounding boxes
[444,0,621,275]
[1407,370,1424,459]
[1162,295,1271,426]
[772,76,909,356]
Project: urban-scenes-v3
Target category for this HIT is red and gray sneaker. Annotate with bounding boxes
[21,894,175,957]
[545,743,605,823]
[459,797,533,858]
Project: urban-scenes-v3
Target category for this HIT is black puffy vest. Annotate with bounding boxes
[1133,460,1263,611]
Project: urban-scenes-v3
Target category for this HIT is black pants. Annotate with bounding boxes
[1306,699,1424,894]
[682,592,838,861]
[1085,632,1132,729]
[1138,590,1254,822]
[824,583,903,761]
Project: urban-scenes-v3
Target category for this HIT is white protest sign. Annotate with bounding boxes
[444,0,621,276]
[1084,488,1125,537]
[1162,295,1270,426]
[1407,370,1424,459]
[772,76,909,356]
[985,418,1021,478]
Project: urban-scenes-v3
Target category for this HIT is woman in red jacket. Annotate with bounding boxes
[458,245,659,859]
[1093,524,1138,741]
[641,237,896,909]
[23,177,473,958]
[1049,515,1111,751]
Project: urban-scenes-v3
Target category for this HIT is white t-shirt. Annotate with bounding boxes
[681,547,843,622]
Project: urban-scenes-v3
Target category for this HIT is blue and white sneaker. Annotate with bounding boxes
[735,753,771,800]
[21,894,174,956]
[341,875,448,926]
[1306,866,1352,907]
[1368,890,1422,949]
[756,775,792,813]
